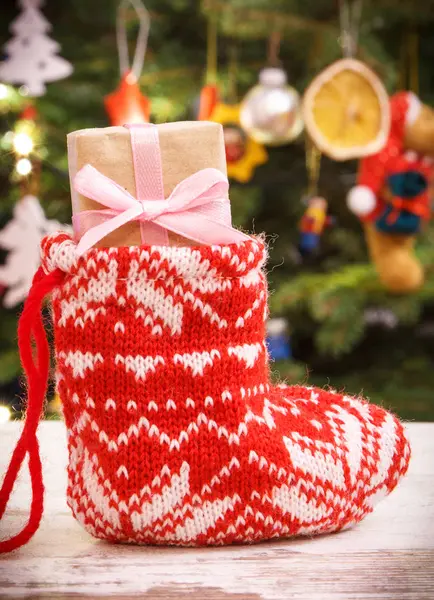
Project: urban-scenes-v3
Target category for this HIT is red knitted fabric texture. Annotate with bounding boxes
[41,233,410,546]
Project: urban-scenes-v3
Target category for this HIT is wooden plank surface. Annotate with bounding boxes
[0,421,433,599]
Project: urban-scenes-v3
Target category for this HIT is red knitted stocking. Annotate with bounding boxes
[0,233,410,551]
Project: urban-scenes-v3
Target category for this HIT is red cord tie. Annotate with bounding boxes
[0,266,65,553]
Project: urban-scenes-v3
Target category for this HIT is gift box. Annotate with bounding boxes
[67,121,228,247]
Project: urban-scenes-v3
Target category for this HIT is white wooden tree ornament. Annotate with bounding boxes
[0,195,71,308]
[0,0,73,96]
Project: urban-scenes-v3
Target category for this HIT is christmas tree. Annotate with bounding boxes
[0,0,72,96]
[0,0,433,420]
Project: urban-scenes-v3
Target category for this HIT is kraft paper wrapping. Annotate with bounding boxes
[67,121,228,247]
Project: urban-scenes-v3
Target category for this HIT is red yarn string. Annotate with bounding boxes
[0,266,65,553]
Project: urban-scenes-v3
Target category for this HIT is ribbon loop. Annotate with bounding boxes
[74,165,250,255]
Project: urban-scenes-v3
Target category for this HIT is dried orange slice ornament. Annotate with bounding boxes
[303,58,390,161]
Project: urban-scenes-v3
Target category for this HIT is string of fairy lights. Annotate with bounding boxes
[0,82,40,181]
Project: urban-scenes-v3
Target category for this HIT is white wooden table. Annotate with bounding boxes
[0,421,433,599]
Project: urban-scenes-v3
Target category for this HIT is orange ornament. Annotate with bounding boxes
[198,83,219,121]
[104,71,150,126]
[20,105,38,121]
[303,59,390,161]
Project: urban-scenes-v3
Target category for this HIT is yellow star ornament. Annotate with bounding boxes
[209,103,267,183]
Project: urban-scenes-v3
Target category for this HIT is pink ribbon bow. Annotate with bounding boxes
[73,164,250,256]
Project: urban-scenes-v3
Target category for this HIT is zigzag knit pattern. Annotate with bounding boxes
[41,232,410,546]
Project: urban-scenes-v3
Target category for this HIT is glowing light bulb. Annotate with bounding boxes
[16,157,32,176]
[13,132,33,155]
[3,131,14,143]
[0,84,9,100]
[0,405,11,424]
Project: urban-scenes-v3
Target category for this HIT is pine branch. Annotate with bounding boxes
[271,244,434,356]
[202,0,333,37]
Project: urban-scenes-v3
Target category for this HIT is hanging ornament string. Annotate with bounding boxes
[198,11,219,120]
[206,13,218,84]
[105,0,151,125]
[267,30,282,68]
[305,138,322,197]
[400,29,419,95]
[339,0,363,58]
[408,31,419,95]
[227,44,239,104]
[116,0,150,81]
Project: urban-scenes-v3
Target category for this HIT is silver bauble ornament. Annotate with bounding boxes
[240,67,303,146]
